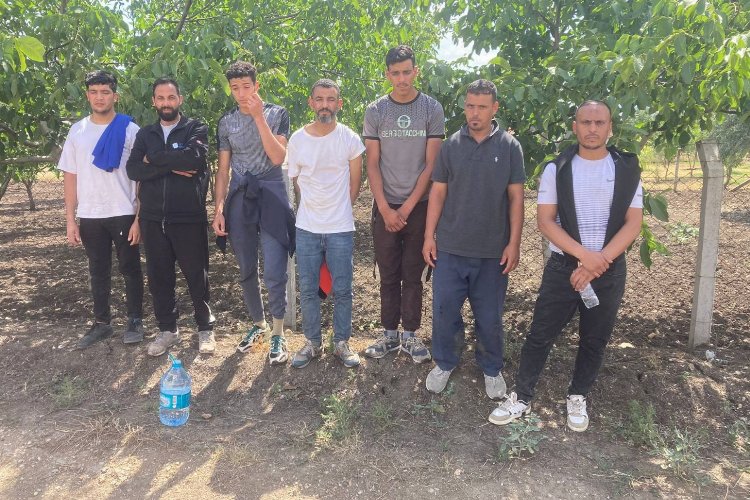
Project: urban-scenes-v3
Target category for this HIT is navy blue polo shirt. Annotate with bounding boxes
[432,121,526,259]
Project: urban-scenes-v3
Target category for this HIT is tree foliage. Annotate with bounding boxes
[0,0,442,169]
[438,0,750,170]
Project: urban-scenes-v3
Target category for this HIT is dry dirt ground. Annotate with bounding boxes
[0,181,748,499]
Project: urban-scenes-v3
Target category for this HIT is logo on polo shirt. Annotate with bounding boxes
[396,115,411,129]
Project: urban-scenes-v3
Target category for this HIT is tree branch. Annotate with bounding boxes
[0,153,60,166]
[0,122,43,148]
[173,0,194,40]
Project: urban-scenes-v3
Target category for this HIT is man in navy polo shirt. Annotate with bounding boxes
[423,79,525,400]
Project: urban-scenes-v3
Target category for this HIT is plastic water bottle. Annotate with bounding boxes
[159,355,191,427]
[579,283,600,309]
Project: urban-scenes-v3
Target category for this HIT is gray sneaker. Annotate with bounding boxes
[566,395,589,432]
[364,333,400,358]
[334,340,360,368]
[400,335,431,363]
[147,329,179,357]
[292,340,323,369]
[488,392,530,425]
[198,330,215,354]
[76,322,113,349]
[484,373,507,400]
[426,365,454,393]
[122,317,144,344]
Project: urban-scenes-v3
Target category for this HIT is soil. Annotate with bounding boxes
[0,180,748,499]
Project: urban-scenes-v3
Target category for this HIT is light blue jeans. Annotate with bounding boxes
[296,228,354,345]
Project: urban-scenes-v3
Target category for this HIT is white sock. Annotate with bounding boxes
[272,318,284,337]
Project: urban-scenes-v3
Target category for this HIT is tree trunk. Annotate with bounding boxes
[22,179,36,211]
[0,170,12,203]
[672,150,681,192]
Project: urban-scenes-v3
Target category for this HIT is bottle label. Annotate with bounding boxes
[160,391,191,410]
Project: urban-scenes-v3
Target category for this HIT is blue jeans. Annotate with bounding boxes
[226,175,288,322]
[515,252,627,402]
[296,228,354,345]
[431,251,508,376]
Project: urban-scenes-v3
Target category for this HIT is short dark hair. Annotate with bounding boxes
[225,61,257,83]
[385,45,416,69]
[575,100,612,120]
[466,79,497,102]
[85,70,117,92]
[311,78,340,98]
[152,77,180,96]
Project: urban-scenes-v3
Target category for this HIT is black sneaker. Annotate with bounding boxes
[122,317,145,344]
[77,322,113,349]
[364,334,400,359]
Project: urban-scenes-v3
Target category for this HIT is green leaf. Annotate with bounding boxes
[639,239,652,269]
[674,33,687,57]
[680,63,694,84]
[14,35,45,62]
[647,194,669,222]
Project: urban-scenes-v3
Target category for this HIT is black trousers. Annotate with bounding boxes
[141,220,214,332]
[515,252,627,402]
[79,215,144,324]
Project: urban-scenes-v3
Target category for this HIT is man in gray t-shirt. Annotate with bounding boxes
[423,80,525,401]
[362,45,445,364]
[212,61,294,366]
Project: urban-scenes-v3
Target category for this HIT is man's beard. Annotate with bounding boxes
[157,107,179,121]
[316,109,337,124]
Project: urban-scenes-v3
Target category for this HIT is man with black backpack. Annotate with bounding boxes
[126,77,215,356]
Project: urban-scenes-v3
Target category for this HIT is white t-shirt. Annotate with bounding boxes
[57,116,139,219]
[287,123,365,234]
[537,154,643,254]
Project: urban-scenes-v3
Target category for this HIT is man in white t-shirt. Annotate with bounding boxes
[490,100,643,432]
[58,70,144,349]
[287,79,365,369]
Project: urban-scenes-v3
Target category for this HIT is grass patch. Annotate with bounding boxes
[729,418,749,455]
[655,428,705,478]
[51,375,87,409]
[315,393,358,449]
[668,222,699,244]
[371,400,394,429]
[621,400,706,479]
[496,414,546,461]
[621,400,660,448]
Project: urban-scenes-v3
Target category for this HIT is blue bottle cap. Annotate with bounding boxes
[172,359,182,368]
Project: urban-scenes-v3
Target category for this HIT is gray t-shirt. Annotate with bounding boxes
[432,123,526,259]
[217,104,290,176]
[362,92,445,204]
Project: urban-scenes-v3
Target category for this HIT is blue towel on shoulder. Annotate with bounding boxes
[92,113,132,172]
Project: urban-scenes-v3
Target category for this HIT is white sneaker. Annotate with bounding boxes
[147,329,179,357]
[198,330,215,354]
[488,391,530,425]
[566,395,589,432]
[425,365,454,394]
[484,373,507,400]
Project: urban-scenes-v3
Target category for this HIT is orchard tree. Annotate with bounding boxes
[0,0,445,205]
[436,0,750,265]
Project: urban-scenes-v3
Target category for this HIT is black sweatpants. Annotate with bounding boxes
[140,220,214,332]
[79,215,144,324]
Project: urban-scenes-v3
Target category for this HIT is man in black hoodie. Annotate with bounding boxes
[126,77,215,356]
